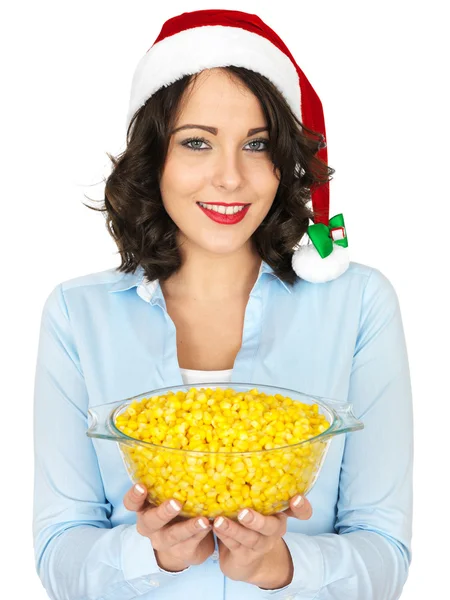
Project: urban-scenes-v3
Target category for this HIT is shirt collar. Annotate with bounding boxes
[108,259,292,303]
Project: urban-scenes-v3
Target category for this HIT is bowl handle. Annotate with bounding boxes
[320,399,364,440]
[86,399,128,442]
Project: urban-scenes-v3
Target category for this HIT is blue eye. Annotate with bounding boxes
[181,137,269,152]
[246,139,269,152]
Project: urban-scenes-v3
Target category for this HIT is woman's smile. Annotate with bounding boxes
[197,201,250,214]
[196,201,251,224]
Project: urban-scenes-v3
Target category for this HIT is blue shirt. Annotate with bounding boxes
[33,259,413,600]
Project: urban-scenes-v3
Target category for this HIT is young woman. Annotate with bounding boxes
[33,9,413,600]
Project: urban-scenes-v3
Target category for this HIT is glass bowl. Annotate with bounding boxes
[86,382,363,520]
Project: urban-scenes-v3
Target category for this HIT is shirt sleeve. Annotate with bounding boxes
[255,267,413,599]
[33,283,192,600]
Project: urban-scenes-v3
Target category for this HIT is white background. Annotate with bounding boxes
[1,1,448,598]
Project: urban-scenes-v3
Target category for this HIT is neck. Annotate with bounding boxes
[161,243,262,302]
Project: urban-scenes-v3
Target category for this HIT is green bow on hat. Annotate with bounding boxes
[307,213,348,259]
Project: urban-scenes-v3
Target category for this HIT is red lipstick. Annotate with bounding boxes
[197,203,250,225]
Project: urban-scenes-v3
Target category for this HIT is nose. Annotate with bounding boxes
[211,149,245,191]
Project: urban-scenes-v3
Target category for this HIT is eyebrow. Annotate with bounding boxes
[171,124,269,136]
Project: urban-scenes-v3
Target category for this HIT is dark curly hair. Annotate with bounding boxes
[85,66,334,287]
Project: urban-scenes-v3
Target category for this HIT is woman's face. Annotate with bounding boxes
[159,68,280,257]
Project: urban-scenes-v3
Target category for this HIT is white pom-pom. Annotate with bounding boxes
[292,243,350,283]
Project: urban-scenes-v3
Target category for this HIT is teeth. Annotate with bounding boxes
[198,202,246,215]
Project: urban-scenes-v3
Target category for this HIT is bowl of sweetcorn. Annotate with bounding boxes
[87,383,363,520]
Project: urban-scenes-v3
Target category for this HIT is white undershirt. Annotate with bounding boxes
[179,368,233,385]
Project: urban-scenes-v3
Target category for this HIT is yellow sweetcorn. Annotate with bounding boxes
[116,387,330,519]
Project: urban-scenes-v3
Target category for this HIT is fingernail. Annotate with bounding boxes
[196,518,209,530]
[168,499,181,513]
[293,495,304,507]
[134,484,145,495]
[214,516,226,530]
[238,509,252,523]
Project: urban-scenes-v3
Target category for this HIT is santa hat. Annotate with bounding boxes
[125,9,349,283]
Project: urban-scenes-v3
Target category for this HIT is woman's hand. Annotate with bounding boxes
[123,484,215,572]
[213,495,313,589]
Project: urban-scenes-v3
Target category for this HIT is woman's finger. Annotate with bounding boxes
[173,529,216,565]
[170,527,214,553]
[236,509,287,536]
[213,515,270,551]
[215,529,241,551]
[279,495,313,520]
[138,497,185,536]
[159,516,212,547]
[123,483,149,513]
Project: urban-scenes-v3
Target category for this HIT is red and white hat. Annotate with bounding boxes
[126,9,349,283]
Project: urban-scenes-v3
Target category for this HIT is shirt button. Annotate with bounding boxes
[148,580,160,587]
[211,550,219,561]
